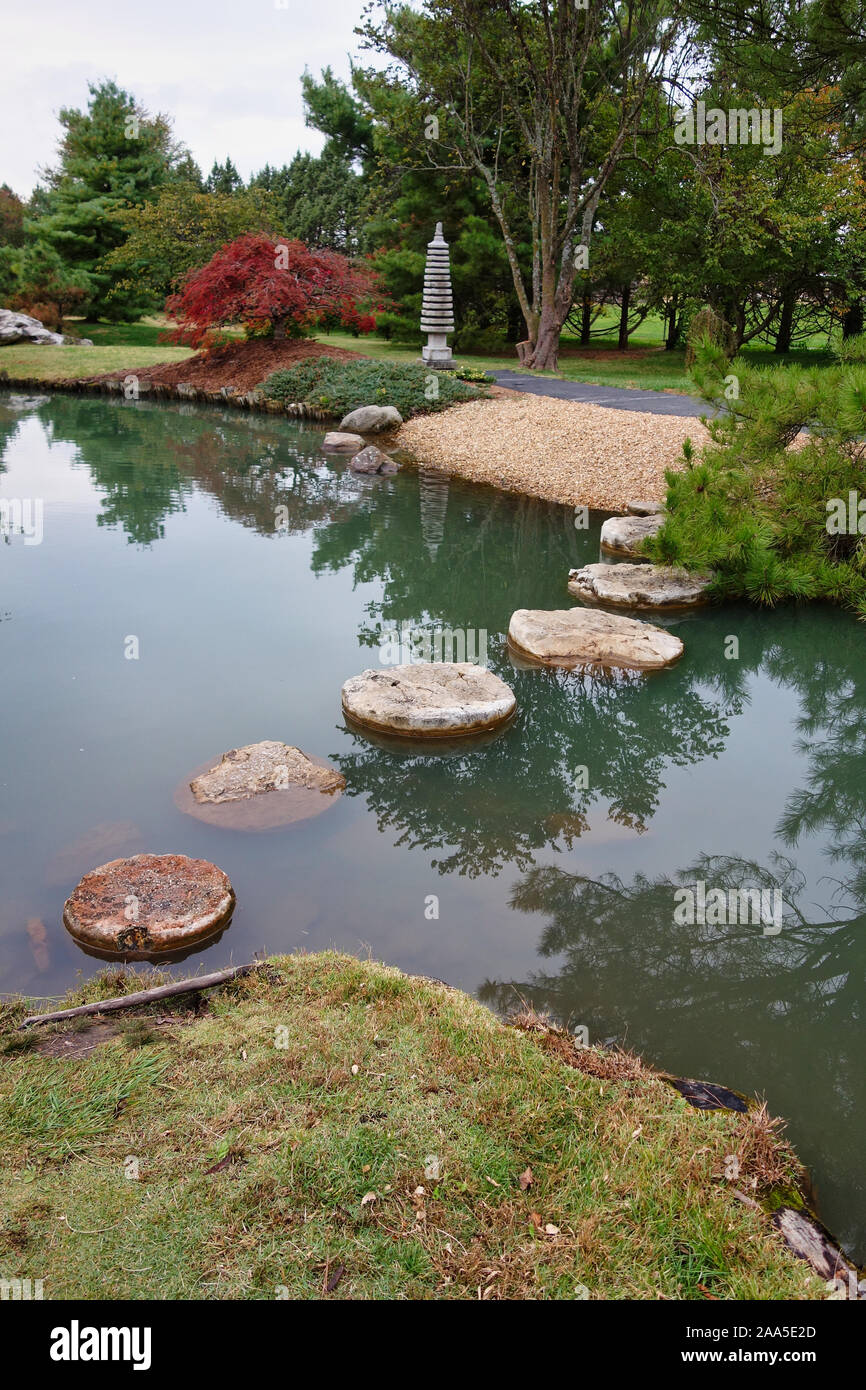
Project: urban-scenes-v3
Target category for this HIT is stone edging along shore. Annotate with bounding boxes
[0,369,710,512]
[0,371,333,420]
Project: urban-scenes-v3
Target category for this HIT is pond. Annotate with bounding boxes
[1,388,864,1262]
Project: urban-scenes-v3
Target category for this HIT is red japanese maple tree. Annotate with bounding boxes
[165,233,379,347]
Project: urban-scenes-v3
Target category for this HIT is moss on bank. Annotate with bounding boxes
[0,953,821,1300]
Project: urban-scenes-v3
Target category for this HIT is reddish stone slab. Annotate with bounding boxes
[63,854,235,956]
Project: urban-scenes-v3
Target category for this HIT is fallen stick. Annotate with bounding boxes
[18,962,262,1029]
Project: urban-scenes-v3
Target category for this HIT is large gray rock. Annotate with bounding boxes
[0,308,64,345]
[568,562,710,610]
[323,431,365,452]
[599,513,664,557]
[508,607,683,670]
[0,308,92,347]
[339,405,403,433]
[349,445,399,475]
[342,663,516,737]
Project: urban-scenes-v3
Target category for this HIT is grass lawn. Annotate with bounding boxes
[0,309,837,395]
[0,346,193,381]
[321,312,837,395]
[0,952,820,1301]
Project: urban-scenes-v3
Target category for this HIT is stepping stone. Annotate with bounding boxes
[599,514,664,557]
[626,499,665,516]
[63,854,235,956]
[342,663,516,737]
[176,741,344,830]
[507,608,683,670]
[568,562,710,610]
[323,431,364,452]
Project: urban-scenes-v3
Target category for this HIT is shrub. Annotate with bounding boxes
[165,234,380,348]
[645,334,866,614]
[455,365,496,384]
[260,357,485,418]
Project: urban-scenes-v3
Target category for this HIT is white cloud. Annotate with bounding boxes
[0,0,372,195]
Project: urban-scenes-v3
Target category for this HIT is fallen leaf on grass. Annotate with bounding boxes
[519,1166,533,1191]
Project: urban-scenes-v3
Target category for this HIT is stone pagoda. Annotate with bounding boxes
[420,222,456,369]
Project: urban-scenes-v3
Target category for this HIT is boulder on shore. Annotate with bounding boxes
[0,308,92,346]
[568,562,711,610]
[599,513,664,557]
[342,663,516,738]
[349,445,399,475]
[63,853,235,956]
[323,431,365,452]
[507,607,683,670]
[340,405,403,433]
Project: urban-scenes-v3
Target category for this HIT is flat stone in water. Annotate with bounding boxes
[599,514,664,557]
[507,607,683,670]
[178,741,344,830]
[342,663,516,737]
[568,562,710,610]
[322,431,364,452]
[63,853,235,956]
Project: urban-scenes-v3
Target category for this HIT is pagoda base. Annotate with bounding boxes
[421,342,457,370]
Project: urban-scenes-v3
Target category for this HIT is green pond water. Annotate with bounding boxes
[1,389,864,1261]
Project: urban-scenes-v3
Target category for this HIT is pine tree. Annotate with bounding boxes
[205,158,243,195]
[34,79,181,320]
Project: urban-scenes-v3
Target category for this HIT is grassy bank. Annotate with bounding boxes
[1,308,835,394]
[0,952,820,1300]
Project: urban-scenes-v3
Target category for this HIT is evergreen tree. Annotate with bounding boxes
[34,79,182,320]
[249,148,364,252]
[205,157,243,195]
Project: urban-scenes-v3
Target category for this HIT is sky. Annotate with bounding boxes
[1,0,373,196]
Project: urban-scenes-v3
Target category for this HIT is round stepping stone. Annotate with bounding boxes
[626,499,665,516]
[176,741,345,831]
[63,854,235,956]
[568,562,710,610]
[507,608,683,670]
[599,514,664,557]
[341,663,516,738]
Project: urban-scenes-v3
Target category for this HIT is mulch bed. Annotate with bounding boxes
[87,338,367,395]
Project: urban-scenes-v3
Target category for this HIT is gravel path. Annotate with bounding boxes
[396,393,710,511]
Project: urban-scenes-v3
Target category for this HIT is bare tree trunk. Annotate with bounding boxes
[774,289,796,354]
[618,283,631,351]
[843,301,864,339]
[580,289,592,346]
